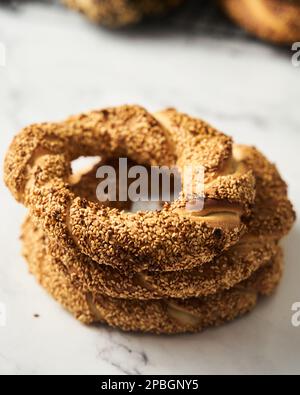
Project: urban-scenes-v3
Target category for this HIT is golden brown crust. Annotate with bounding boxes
[236,145,296,239]
[6,106,293,334]
[22,231,283,334]
[4,106,255,271]
[22,217,280,300]
[19,140,294,300]
[220,0,300,45]
[62,0,184,27]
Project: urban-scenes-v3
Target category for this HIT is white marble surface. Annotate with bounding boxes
[0,0,300,375]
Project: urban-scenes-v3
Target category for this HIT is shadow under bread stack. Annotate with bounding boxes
[4,105,295,334]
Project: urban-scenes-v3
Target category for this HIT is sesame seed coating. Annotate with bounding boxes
[235,145,296,238]
[4,106,255,271]
[21,217,280,299]
[62,0,185,28]
[22,232,283,334]
[4,106,295,334]
[20,140,294,299]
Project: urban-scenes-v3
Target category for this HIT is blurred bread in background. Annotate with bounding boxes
[220,0,300,44]
[63,0,185,27]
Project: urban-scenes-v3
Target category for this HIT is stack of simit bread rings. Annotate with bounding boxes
[4,105,295,334]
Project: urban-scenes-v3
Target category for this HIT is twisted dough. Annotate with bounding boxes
[4,106,255,271]
[220,0,300,44]
[22,217,281,299]
[22,228,283,334]
[22,144,294,299]
[62,0,184,27]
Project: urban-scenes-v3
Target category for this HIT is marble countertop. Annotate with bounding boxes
[0,0,300,375]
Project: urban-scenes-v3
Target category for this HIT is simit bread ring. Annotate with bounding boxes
[21,143,294,299]
[4,105,255,272]
[62,0,184,28]
[22,227,283,334]
[220,0,300,45]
